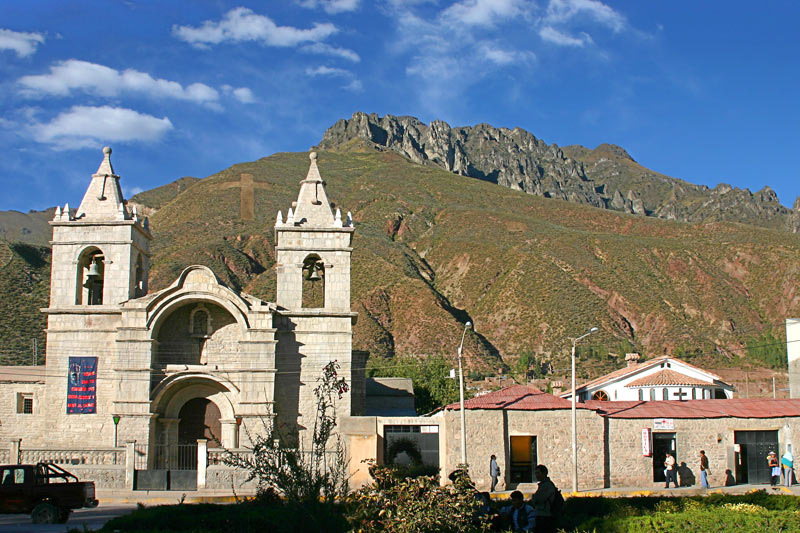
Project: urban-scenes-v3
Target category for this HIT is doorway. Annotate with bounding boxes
[652,432,676,482]
[509,436,538,484]
[734,430,778,484]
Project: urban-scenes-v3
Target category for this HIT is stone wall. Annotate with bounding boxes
[0,382,45,443]
[607,416,800,487]
[442,408,604,492]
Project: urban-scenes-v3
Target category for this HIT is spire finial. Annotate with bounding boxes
[95,146,115,176]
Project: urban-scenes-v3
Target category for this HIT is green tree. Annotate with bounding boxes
[368,355,462,414]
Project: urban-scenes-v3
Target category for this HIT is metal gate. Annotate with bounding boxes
[133,444,198,490]
[734,430,779,484]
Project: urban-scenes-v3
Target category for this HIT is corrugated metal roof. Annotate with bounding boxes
[625,369,711,388]
[446,385,591,411]
[587,398,800,419]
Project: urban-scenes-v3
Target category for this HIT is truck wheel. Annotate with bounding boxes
[31,502,59,524]
[57,507,71,523]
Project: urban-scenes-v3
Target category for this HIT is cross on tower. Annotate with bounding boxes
[218,173,271,221]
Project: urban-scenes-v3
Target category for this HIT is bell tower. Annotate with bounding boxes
[48,147,151,308]
[274,152,358,444]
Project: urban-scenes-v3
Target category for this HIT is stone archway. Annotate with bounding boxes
[178,397,222,446]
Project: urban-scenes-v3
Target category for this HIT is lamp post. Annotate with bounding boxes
[458,321,472,467]
[571,326,598,493]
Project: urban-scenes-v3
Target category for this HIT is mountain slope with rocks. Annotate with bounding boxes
[320,112,799,232]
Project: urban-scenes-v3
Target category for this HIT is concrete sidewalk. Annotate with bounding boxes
[96,483,800,506]
[487,483,800,500]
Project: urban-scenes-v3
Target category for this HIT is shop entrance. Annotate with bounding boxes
[652,432,676,482]
[734,430,778,484]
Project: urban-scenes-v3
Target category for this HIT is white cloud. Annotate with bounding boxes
[222,85,256,103]
[297,0,360,14]
[305,66,362,92]
[544,0,625,32]
[301,42,360,62]
[0,28,45,57]
[478,42,536,65]
[442,0,526,28]
[18,60,221,107]
[539,26,588,47]
[173,7,337,48]
[30,106,173,150]
[306,65,350,77]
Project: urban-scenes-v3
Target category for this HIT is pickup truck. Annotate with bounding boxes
[0,463,98,523]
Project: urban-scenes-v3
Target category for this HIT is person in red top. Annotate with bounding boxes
[768,451,781,487]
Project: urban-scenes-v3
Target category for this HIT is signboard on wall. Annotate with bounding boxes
[654,418,674,430]
[642,428,652,456]
[67,357,97,414]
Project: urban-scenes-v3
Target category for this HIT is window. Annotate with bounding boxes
[1,468,26,485]
[77,248,104,305]
[592,390,609,401]
[662,388,668,401]
[638,389,644,401]
[190,305,211,337]
[692,388,696,400]
[16,393,33,414]
[650,388,656,401]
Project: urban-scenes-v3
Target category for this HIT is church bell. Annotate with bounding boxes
[307,264,322,282]
[86,258,103,278]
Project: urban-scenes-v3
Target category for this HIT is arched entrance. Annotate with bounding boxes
[178,397,222,446]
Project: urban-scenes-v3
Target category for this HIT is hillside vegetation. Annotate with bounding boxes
[1,149,798,376]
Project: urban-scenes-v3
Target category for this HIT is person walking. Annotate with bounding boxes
[490,454,501,492]
[699,450,710,489]
[664,452,678,488]
[782,446,794,487]
[768,451,781,487]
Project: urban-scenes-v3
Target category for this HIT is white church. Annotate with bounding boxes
[0,147,364,465]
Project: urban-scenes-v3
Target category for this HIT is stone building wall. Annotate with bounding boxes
[0,382,45,443]
[607,416,800,487]
[442,408,604,492]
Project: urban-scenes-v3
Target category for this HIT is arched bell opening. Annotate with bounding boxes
[76,247,105,305]
[135,253,146,297]
[301,254,325,308]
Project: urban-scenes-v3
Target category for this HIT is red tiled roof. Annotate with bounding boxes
[561,356,726,396]
[586,398,800,419]
[625,369,711,388]
[445,385,592,411]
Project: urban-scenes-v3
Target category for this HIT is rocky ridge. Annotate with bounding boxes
[320,112,799,232]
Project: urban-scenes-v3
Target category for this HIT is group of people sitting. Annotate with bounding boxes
[474,464,562,533]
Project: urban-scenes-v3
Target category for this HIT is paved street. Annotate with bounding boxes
[0,503,136,533]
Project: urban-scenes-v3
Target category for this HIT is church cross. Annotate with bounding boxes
[218,173,271,221]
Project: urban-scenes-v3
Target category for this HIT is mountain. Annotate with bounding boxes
[0,239,49,365]
[0,208,56,246]
[1,148,799,378]
[320,112,800,233]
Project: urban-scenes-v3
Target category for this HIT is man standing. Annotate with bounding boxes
[532,464,559,533]
[699,450,710,489]
[490,454,501,492]
[664,452,678,488]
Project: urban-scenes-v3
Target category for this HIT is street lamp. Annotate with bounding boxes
[571,326,598,493]
[458,321,472,467]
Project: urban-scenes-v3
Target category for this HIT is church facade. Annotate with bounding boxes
[0,148,361,458]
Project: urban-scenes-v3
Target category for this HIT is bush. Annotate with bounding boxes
[346,463,489,533]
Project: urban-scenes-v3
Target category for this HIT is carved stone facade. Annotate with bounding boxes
[0,148,359,456]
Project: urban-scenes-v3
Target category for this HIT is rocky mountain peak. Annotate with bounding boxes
[320,112,797,232]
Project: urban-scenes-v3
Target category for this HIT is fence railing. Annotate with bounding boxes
[19,448,125,466]
[149,444,198,471]
[0,449,9,463]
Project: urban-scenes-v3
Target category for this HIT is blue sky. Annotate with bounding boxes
[1,0,798,212]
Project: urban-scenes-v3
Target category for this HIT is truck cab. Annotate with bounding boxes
[0,463,98,523]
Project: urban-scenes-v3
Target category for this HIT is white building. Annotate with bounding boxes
[560,354,734,403]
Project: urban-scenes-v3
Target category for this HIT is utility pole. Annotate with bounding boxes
[773,376,776,399]
[32,338,38,366]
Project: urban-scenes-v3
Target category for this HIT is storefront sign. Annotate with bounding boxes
[642,428,652,456]
[67,356,97,414]
[654,418,674,430]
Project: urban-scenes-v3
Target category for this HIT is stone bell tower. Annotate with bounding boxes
[41,147,152,446]
[273,152,358,445]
